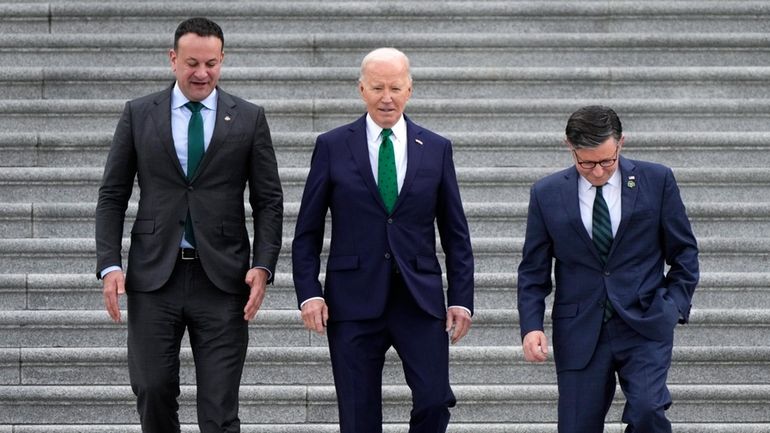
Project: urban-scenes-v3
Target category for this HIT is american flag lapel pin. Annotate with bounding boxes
[627,175,636,188]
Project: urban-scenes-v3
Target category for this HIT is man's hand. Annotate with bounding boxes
[522,330,549,362]
[102,270,125,323]
[301,299,329,335]
[446,307,472,344]
[244,268,268,321]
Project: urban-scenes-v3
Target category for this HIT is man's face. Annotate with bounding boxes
[169,33,223,102]
[359,59,413,129]
[570,136,623,186]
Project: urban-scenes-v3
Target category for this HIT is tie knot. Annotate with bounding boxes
[381,128,393,139]
[596,185,603,193]
[185,101,204,113]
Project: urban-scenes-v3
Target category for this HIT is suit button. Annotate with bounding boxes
[187,186,193,191]
[384,253,391,259]
[387,218,393,224]
[604,271,610,276]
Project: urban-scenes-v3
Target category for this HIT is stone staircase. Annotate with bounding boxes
[1,1,770,432]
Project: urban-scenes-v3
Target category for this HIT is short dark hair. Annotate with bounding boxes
[173,17,224,51]
[565,105,622,149]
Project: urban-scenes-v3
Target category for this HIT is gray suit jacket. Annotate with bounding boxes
[95,85,283,294]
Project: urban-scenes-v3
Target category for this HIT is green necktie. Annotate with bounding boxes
[593,185,614,321]
[185,101,205,180]
[184,101,204,247]
[378,129,398,213]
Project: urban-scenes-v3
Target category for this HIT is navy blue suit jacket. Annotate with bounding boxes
[292,115,474,321]
[517,156,699,372]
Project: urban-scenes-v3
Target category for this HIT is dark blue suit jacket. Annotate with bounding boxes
[517,156,699,372]
[292,115,474,321]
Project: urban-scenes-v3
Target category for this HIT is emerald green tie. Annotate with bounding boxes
[593,185,615,321]
[378,129,398,213]
[185,101,205,180]
[184,101,204,247]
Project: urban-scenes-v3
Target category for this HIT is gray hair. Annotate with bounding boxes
[359,47,412,84]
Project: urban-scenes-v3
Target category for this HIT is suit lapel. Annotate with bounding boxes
[151,87,187,180]
[393,117,424,213]
[561,167,601,261]
[191,88,236,182]
[346,115,387,210]
[610,157,639,256]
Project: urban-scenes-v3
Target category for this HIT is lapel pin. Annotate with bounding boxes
[224,115,231,122]
[627,176,636,188]
[415,139,423,145]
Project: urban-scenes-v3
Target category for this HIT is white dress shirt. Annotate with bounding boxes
[578,169,622,239]
[366,113,408,193]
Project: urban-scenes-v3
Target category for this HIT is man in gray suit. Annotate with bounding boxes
[95,17,283,433]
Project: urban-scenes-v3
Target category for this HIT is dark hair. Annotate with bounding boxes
[173,17,224,51]
[565,105,622,149]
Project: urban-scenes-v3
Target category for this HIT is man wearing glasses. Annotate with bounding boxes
[516,105,699,432]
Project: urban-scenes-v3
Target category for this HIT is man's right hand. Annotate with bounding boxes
[522,330,549,362]
[102,270,126,323]
[301,299,329,335]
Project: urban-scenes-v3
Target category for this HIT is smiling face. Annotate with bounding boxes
[169,33,223,102]
[358,57,412,129]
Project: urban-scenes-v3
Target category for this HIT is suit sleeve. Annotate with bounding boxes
[291,135,331,307]
[436,140,475,314]
[247,107,284,283]
[660,168,699,323]
[95,101,137,278]
[517,184,554,339]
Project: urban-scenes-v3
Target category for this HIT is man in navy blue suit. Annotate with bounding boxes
[517,106,699,432]
[292,47,474,432]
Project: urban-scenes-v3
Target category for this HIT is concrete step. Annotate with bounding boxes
[5,131,770,169]
[5,98,770,133]
[2,33,769,68]
[0,308,767,348]
[2,200,768,240]
[0,234,766,274]
[4,424,770,433]
[3,271,769,312]
[8,66,770,100]
[0,384,768,424]
[5,1,770,35]
[1,166,768,203]
[3,345,767,386]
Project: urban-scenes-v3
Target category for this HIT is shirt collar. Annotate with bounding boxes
[172,82,218,111]
[365,113,407,143]
[578,167,622,192]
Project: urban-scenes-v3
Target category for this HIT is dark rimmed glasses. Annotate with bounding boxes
[572,146,619,169]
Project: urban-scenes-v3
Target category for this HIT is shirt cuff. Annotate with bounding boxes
[100,266,122,279]
[448,305,472,316]
[300,296,325,308]
[251,266,272,281]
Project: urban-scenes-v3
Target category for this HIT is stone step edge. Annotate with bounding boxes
[3,201,770,220]
[0,236,767,255]
[3,345,769,364]
[5,98,770,114]
[6,65,770,82]
[2,383,770,401]
[3,423,770,433]
[2,33,769,49]
[3,271,770,290]
[0,308,768,326]
[4,131,770,149]
[3,168,770,190]
[6,1,770,19]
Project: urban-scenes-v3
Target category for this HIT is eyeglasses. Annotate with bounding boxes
[572,146,619,169]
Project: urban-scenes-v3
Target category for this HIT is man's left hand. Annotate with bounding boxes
[446,307,472,344]
[244,268,268,321]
